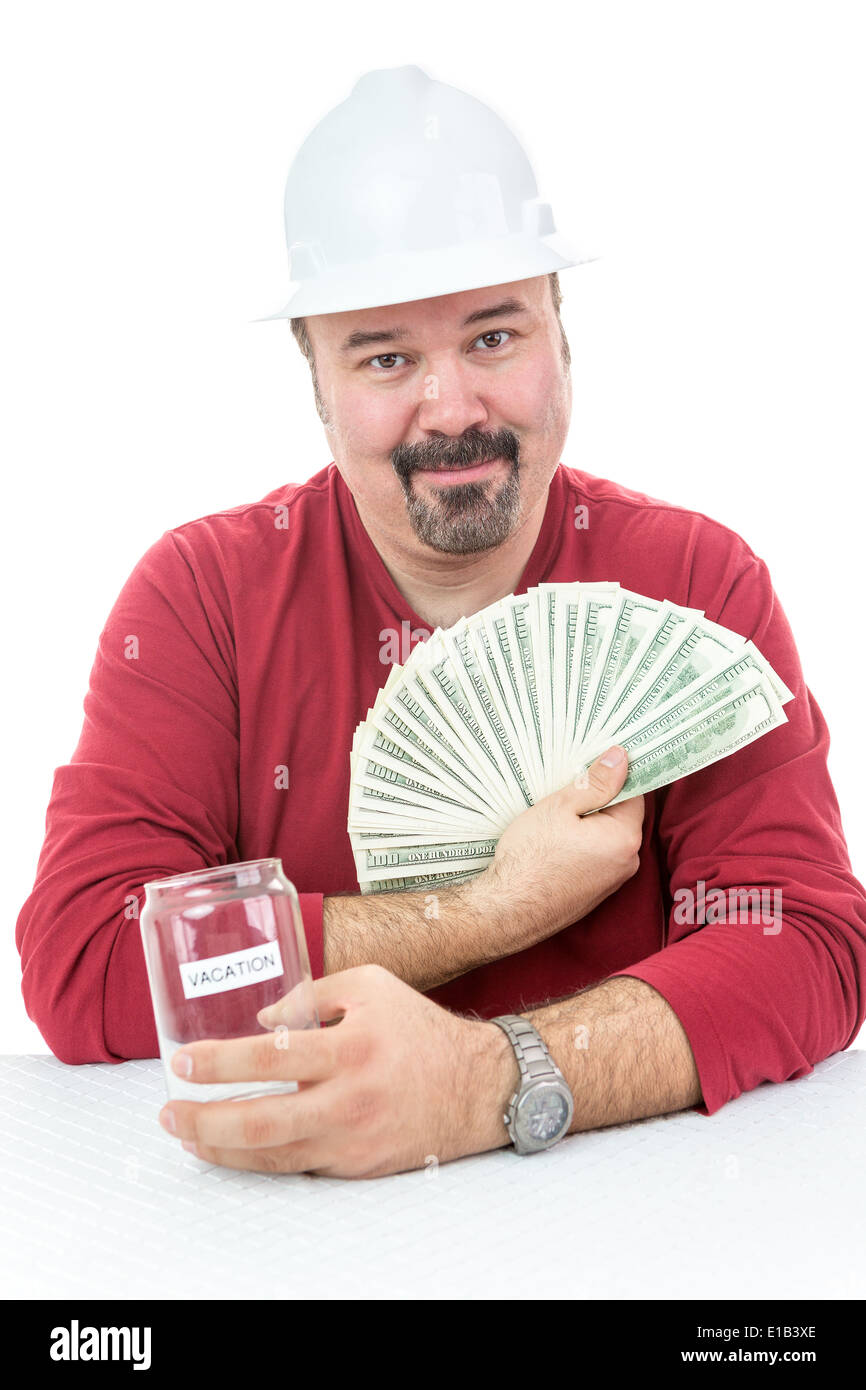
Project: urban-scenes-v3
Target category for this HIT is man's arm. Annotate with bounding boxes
[611,551,866,1117]
[156,964,703,1177]
[479,976,703,1144]
[322,879,504,990]
[322,750,645,990]
[484,548,866,1130]
[17,530,248,1064]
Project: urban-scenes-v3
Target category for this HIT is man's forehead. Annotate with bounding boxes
[309,277,549,353]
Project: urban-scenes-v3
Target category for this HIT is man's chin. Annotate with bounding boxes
[402,472,523,555]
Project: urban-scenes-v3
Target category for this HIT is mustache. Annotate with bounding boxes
[391,428,520,481]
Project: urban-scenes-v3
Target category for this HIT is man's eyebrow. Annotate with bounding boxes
[339,326,410,354]
[460,297,530,326]
[338,298,531,355]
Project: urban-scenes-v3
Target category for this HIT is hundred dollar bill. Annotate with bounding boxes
[577,589,669,743]
[359,865,486,896]
[348,752,485,830]
[581,643,786,766]
[354,836,498,886]
[408,634,521,820]
[374,673,495,803]
[592,613,751,740]
[444,623,535,812]
[355,718,494,819]
[601,679,787,806]
[566,585,624,755]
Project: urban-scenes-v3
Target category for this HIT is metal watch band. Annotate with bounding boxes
[489,1014,573,1155]
[489,1014,565,1086]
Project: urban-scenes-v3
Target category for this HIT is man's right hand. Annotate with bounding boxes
[323,746,644,990]
[471,746,645,953]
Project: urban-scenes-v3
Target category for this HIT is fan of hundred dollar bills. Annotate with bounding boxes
[348,582,793,894]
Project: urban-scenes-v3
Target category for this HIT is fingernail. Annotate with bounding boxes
[181,1140,199,1156]
[172,1052,193,1077]
[599,746,625,767]
[159,1107,176,1134]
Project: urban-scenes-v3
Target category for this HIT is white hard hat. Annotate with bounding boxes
[261,65,598,320]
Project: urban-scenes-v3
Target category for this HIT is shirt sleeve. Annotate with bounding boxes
[15,530,326,1065]
[609,543,866,1115]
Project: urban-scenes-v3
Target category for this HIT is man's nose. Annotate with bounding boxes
[414,363,489,437]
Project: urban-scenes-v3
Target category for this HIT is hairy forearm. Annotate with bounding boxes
[321,782,646,991]
[322,873,518,989]
[514,976,703,1132]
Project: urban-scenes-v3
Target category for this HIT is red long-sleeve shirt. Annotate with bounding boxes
[16,462,866,1114]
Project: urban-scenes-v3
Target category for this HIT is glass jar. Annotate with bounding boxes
[140,858,319,1103]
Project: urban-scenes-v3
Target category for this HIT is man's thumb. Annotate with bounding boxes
[566,745,629,813]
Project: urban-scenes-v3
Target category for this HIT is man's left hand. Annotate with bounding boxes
[158,963,517,1179]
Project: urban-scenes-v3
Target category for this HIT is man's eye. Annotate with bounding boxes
[474,330,511,350]
[369,353,407,370]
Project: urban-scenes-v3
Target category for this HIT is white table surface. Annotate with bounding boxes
[0,1050,863,1300]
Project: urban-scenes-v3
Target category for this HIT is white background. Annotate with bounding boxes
[2,1,863,1054]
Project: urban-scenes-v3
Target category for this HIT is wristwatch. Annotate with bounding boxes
[489,1015,574,1155]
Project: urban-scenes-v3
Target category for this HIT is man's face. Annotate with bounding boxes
[305,276,572,557]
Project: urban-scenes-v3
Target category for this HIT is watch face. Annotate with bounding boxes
[518,1084,570,1144]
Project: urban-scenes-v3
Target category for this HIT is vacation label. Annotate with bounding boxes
[179,941,285,999]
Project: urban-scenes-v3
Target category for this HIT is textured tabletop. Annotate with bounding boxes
[0,1050,863,1300]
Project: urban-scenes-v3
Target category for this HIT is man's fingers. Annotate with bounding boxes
[170,1024,340,1087]
[183,1139,334,1173]
[258,962,387,1030]
[309,965,381,1023]
[598,792,646,830]
[168,1086,335,1152]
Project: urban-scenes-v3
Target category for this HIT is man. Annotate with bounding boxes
[17,67,866,1178]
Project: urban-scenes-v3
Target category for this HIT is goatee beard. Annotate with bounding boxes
[391,428,522,555]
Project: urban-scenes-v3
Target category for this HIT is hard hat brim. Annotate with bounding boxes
[254,234,600,321]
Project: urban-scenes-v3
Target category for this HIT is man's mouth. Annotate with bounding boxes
[412,456,506,485]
